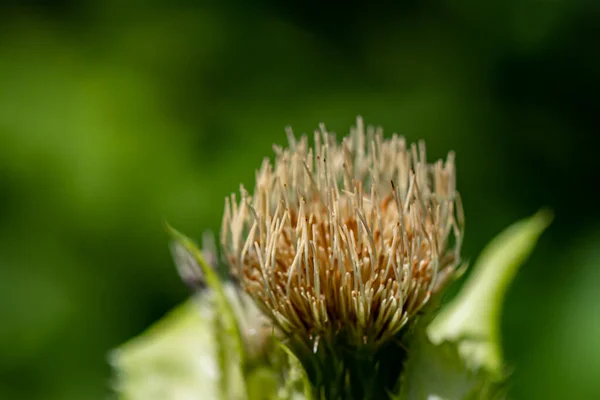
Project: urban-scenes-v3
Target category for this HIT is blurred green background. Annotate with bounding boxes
[0,1,598,399]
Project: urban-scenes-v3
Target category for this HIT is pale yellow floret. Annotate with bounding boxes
[221,117,463,348]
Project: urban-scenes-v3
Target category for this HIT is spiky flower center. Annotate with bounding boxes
[221,118,462,350]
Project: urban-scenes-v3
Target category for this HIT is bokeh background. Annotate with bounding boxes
[1,1,599,399]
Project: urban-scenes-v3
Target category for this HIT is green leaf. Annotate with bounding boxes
[110,299,223,400]
[111,223,251,400]
[245,366,281,400]
[111,290,251,400]
[112,226,294,400]
[395,210,550,400]
[164,224,248,399]
[277,343,313,400]
[394,325,489,400]
[165,223,246,362]
[427,209,553,377]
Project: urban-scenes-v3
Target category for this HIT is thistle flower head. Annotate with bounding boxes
[221,117,463,351]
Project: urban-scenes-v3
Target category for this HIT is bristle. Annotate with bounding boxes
[221,118,462,348]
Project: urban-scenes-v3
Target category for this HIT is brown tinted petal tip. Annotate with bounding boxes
[221,117,463,348]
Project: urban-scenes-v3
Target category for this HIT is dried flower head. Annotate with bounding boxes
[221,117,463,351]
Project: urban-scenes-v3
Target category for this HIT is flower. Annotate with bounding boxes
[221,117,463,352]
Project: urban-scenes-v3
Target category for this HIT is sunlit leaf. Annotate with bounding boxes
[277,342,313,400]
[427,209,553,376]
[394,324,490,400]
[110,299,222,400]
[394,210,550,400]
[164,224,247,399]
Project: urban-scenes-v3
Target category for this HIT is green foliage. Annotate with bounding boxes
[111,299,224,400]
[112,226,250,399]
[393,210,551,400]
[112,227,317,400]
[278,343,314,400]
[111,283,303,400]
[394,334,486,400]
[427,209,553,377]
[112,210,551,400]
[165,225,246,394]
